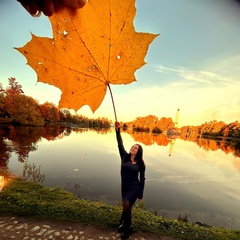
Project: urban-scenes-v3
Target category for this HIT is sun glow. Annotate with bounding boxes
[0,176,4,192]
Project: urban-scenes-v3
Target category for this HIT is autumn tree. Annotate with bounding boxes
[40,102,60,123]
[5,77,24,100]
[0,83,4,92]
[211,121,226,134]
[4,77,24,117]
[157,117,174,132]
[131,115,159,132]
[222,121,240,138]
[60,108,72,123]
[8,94,44,125]
[2,78,43,125]
[180,125,200,139]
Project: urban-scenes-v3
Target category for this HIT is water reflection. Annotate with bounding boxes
[1,124,240,229]
[22,162,45,183]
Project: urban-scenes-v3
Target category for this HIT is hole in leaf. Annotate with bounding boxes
[117,55,121,59]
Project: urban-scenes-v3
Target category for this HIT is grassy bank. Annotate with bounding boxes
[0,178,239,240]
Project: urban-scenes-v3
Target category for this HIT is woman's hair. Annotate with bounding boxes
[135,144,145,171]
[135,144,143,161]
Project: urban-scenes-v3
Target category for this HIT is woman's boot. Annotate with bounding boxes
[118,212,125,233]
[120,215,132,239]
[120,226,133,239]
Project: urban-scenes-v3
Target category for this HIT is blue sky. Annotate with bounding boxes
[0,0,240,127]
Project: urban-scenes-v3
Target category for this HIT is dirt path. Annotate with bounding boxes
[0,215,181,240]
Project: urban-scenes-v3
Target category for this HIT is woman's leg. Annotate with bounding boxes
[120,200,133,239]
[118,200,130,232]
[122,200,132,228]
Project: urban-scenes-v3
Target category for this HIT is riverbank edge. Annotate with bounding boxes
[0,178,239,240]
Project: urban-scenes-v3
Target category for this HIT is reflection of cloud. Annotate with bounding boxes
[226,191,240,201]
[147,176,223,184]
[179,140,240,175]
[232,159,240,171]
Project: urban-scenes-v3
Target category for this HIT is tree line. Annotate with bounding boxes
[179,120,240,140]
[121,116,240,140]
[0,77,112,127]
[1,77,240,140]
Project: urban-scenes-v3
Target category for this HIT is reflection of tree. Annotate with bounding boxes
[233,141,240,158]
[0,125,67,167]
[7,125,42,162]
[2,123,240,174]
[0,125,110,170]
[125,130,170,147]
[186,136,240,158]
[0,129,11,168]
[130,132,154,146]
[125,127,240,159]
[22,162,45,183]
[168,138,176,157]
[42,124,68,140]
[153,134,170,146]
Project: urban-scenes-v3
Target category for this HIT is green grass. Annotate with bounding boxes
[0,178,239,240]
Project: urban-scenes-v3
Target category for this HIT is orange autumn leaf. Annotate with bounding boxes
[16,0,158,112]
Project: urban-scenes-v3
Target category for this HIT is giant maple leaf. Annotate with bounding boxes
[17,0,158,113]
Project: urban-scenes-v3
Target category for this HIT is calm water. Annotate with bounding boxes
[4,127,240,229]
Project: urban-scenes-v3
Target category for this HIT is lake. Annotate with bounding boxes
[2,125,240,229]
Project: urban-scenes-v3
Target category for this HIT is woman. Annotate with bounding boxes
[115,122,146,239]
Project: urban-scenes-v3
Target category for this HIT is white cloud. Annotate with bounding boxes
[155,64,240,87]
[80,62,240,126]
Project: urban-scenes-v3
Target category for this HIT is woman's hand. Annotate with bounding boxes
[115,122,120,130]
[17,0,87,17]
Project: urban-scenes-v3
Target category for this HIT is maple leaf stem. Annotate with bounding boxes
[107,84,118,123]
